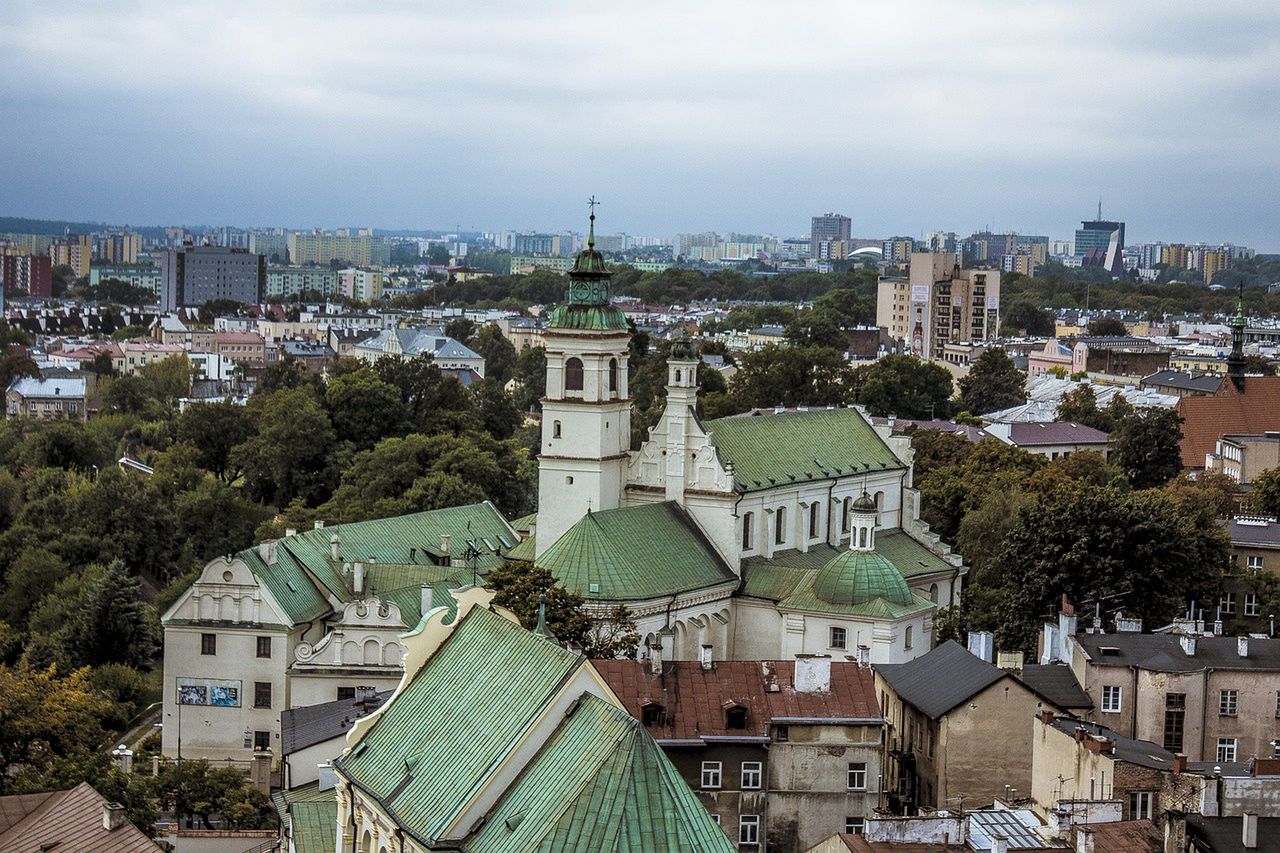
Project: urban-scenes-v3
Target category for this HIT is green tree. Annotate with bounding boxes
[233,388,340,506]
[63,561,160,670]
[324,368,407,450]
[197,299,243,325]
[0,548,69,630]
[109,325,149,342]
[1111,407,1183,489]
[139,354,196,405]
[855,354,953,419]
[175,401,253,480]
[1000,300,1055,336]
[474,379,522,441]
[511,346,547,413]
[0,346,39,392]
[255,357,318,395]
[471,325,518,385]
[731,345,851,410]
[1086,316,1128,336]
[444,317,476,345]
[0,661,108,788]
[957,348,1025,415]
[784,312,846,349]
[486,560,640,658]
[1252,467,1280,517]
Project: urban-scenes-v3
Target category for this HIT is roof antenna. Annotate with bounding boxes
[1097,197,1102,220]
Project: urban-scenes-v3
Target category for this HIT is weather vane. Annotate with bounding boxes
[588,195,600,218]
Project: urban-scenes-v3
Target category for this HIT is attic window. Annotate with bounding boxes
[641,703,664,727]
[1100,646,1121,656]
[725,706,748,730]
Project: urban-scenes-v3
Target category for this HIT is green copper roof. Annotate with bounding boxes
[504,533,537,563]
[271,783,337,853]
[464,694,734,852]
[546,210,628,331]
[705,408,905,493]
[779,574,933,619]
[812,549,913,607]
[546,303,630,332]
[535,502,737,602]
[339,606,582,845]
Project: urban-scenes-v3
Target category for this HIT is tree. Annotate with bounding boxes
[0,548,69,630]
[1243,354,1276,376]
[511,346,547,412]
[1000,300,1055,336]
[0,346,39,392]
[957,348,1025,415]
[197,299,243,325]
[152,760,274,830]
[232,388,340,507]
[471,325,518,385]
[486,560,640,658]
[444,317,476,345]
[784,313,846,349]
[1111,407,1183,489]
[175,401,253,481]
[63,561,161,669]
[324,368,407,450]
[1086,316,1128,336]
[474,379,521,441]
[255,357,319,395]
[109,325,149,342]
[855,354,953,419]
[139,354,196,405]
[0,661,108,787]
[732,345,851,411]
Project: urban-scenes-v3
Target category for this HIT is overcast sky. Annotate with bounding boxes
[1,1,1278,248]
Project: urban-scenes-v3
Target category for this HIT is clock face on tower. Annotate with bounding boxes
[569,280,608,305]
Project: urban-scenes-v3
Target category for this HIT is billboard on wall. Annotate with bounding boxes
[911,284,929,303]
[177,677,242,707]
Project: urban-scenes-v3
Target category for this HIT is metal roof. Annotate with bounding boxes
[876,641,1007,720]
[0,782,161,852]
[1016,665,1092,710]
[7,376,86,397]
[967,808,1059,849]
[281,691,389,754]
[1076,633,1280,673]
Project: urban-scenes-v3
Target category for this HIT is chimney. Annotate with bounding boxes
[421,584,433,615]
[967,630,994,663]
[314,520,325,530]
[1037,710,1056,725]
[700,644,713,671]
[794,655,832,693]
[102,802,126,832]
[992,835,1008,853]
[1243,813,1258,849]
[1238,636,1249,658]
[330,533,340,561]
[1180,634,1197,656]
[440,533,451,555]
[1164,813,1187,853]
[353,561,364,595]
[1173,753,1187,774]
[285,527,297,537]
[856,644,870,666]
[1076,828,1095,853]
[317,762,337,792]
[648,640,663,676]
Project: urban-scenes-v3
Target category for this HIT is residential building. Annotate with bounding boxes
[1071,337,1171,378]
[160,244,266,310]
[811,214,852,258]
[150,314,215,351]
[94,232,142,265]
[1140,371,1224,399]
[985,421,1110,460]
[875,640,1077,814]
[1206,433,1280,484]
[118,340,187,375]
[876,253,1000,362]
[511,254,573,274]
[1,253,53,297]
[1184,813,1278,852]
[337,267,383,301]
[596,657,886,852]
[1030,714,1201,828]
[352,328,485,376]
[496,315,545,350]
[266,266,338,299]
[250,230,290,263]
[5,376,89,421]
[0,781,161,851]
[277,339,335,374]
[1220,516,1280,630]
[286,230,390,267]
[333,587,735,852]
[1027,339,1076,377]
[1044,614,1280,764]
[89,264,161,296]
[1203,250,1231,285]
[214,330,267,367]
[50,233,92,278]
[160,503,519,767]
[1074,218,1125,273]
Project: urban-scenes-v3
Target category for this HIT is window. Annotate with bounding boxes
[847,762,867,790]
[1101,685,1122,714]
[337,687,356,701]
[1247,555,1264,571]
[1129,791,1153,821]
[1245,593,1261,617]
[608,358,618,394]
[775,725,789,743]
[741,513,754,551]
[830,626,847,650]
[741,761,762,789]
[726,706,748,730]
[841,497,851,534]
[552,420,561,439]
[256,636,271,659]
[700,761,722,789]
[1217,738,1237,763]
[1276,691,1280,719]
[809,501,819,538]
[201,633,217,655]
[1220,689,1238,717]
[254,681,272,709]
[1164,693,1186,752]
[253,730,271,751]
[905,626,913,650]
[844,817,865,835]
[739,815,760,846]
[1220,592,1236,615]
[775,506,787,545]
[642,704,663,727]
[564,357,584,391]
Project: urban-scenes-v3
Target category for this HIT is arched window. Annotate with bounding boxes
[858,527,867,548]
[552,420,561,439]
[808,502,819,538]
[775,506,787,545]
[905,625,913,650]
[841,497,851,534]
[929,583,939,604]
[609,358,619,394]
[565,357,584,391]
[742,512,754,551]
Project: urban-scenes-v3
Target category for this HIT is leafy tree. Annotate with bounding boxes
[103,375,157,416]
[511,346,547,413]
[1086,316,1128,336]
[324,368,407,450]
[255,357,319,395]
[1253,467,1280,518]
[474,379,522,441]
[175,401,253,480]
[444,317,476,345]
[374,354,476,432]
[855,354,953,419]
[784,312,846,349]
[139,354,196,405]
[1111,407,1183,489]
[907,428,974,483]
[0,548,68,630]
[957,348,1025,415]
[233,388,339,507]
[152,760,274,830]
[1243,354,1276,376]
[486,560,640,658]
[0,346,39,393]
[197,299,243,325]
[471,325,518,385]
[426,243,451,265]
[109,325,149,342]
[0,661,108,788]
[63,561,161,669]
[1000,300,1055,336]
[732,345,851,411]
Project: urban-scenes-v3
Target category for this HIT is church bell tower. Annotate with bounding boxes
[534,202,632,557]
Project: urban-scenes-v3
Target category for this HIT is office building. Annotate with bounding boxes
[160,244,266,310]
[810,213,851,257]
[1075,217,1125,273]
[1,253,53,297]
[876,252,1000,361]
[287,230,390,267]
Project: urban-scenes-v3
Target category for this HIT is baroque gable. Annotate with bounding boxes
[627,407,734,494]
[162,555,292,628]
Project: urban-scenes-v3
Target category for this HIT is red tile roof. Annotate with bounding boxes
[1073,819,1161,853]
[1176,376,1280,467]
[0,782,160,852]
[592,659,882,743]
[836,838,962,852]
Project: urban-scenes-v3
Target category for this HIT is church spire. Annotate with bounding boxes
[1227,280,1246,387]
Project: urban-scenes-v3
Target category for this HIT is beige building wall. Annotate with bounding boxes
[1030,718,1117,810]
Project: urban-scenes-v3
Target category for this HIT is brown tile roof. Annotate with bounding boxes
[0,782,161,852]
[0,792,57,834]
[1176,376,1280,467]
[591,659,882,743]
[837,838,962,852]
[1073,819,1161,853]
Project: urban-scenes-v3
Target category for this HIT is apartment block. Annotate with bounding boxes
[160,245,266,310]
[876,252,1000,361]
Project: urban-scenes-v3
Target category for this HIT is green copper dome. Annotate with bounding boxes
[547,208,627,332]
[811,549,913,607]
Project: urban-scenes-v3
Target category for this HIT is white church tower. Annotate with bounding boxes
[534,205,632,557]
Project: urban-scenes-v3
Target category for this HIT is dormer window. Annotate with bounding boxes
[641,702,664,727]
[725,704,748,730]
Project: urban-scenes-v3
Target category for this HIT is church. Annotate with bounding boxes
[512,211,968,665]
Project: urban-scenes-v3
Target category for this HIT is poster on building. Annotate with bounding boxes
[177,677,241,707]
[911,284,929,304]
[987,294,999,309]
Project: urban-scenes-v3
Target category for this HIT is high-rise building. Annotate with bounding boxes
[266,266,338,299]
[1,254,53,298]
[160,245,265,310]
[94,232,141,265]
[810,213,851,257]
[50,234,92,278]
[876,252,1001,361]
[287,230,390,267]
[250,230,290,264]
[338,268,384,302]
[1202,250,1231,285]
[1074,217,1125,273]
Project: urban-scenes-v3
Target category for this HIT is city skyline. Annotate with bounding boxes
[1,2,1278,249]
